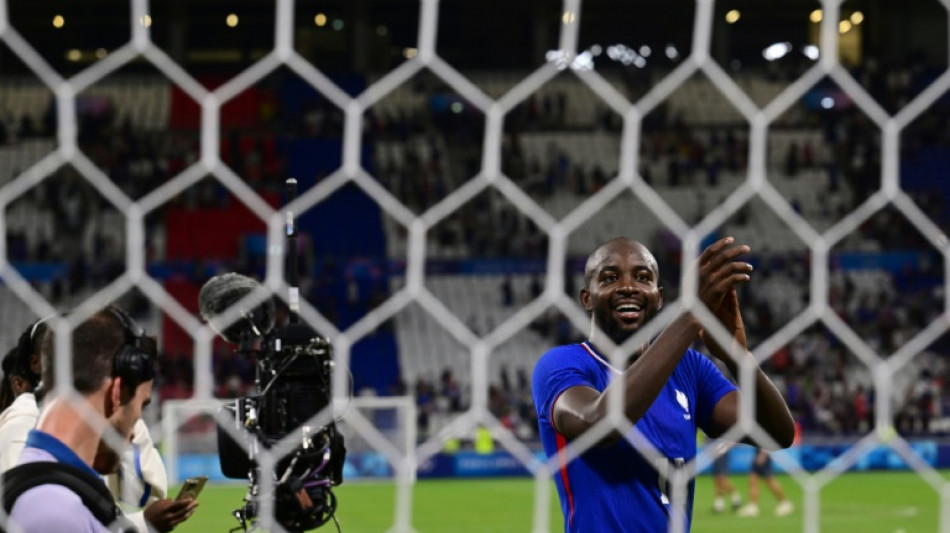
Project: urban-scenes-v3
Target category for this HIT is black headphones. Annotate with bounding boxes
[107,306,155,386]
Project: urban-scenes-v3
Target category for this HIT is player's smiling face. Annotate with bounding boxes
[581,240,663,345]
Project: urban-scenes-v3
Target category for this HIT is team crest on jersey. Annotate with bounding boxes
[675,389,690,420]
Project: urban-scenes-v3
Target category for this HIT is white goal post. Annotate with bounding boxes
[161,396,417,487]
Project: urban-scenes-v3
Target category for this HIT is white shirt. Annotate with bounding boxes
[0,392,38,471]
[110,419,169,523]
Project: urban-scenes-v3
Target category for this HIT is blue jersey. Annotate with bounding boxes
[532,342,736,533]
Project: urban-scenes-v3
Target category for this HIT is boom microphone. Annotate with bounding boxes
[198,273,276,344]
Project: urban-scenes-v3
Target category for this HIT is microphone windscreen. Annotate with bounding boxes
[199,273,276,344]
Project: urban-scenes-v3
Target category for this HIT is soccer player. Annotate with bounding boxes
[710,442,742,513]
[736,448,794,517]
[532,237,794,532]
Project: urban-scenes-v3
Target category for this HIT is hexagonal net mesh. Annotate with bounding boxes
[0,0,949,532]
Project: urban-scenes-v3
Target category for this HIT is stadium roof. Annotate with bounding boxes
[1,0,944,76]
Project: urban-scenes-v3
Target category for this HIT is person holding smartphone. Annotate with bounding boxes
[0,311,198,532]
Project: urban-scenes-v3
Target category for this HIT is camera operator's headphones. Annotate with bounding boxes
[107,306,155,386]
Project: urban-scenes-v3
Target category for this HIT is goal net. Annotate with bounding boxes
[0,0,948,532]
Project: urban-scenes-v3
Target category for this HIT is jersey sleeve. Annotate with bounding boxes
[690,349,737,430]
[532,346,599,432]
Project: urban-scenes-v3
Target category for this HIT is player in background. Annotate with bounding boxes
[698,358,743,514]
[736,447,794,517]
[710,441,742,513]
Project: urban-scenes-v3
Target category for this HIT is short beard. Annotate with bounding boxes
[596,305,660,347]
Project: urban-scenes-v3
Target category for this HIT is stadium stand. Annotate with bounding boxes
[0,65,946,442]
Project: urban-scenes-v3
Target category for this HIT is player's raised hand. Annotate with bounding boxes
[696,237,753,313]
[700,287,749,358]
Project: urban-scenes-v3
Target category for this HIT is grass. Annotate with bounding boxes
[176,471,946,532]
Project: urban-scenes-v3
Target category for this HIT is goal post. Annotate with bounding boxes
[160,398,228,487]
[160,396,417,487]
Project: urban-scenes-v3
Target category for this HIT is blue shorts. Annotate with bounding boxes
[752,454,773,477]
[712,453,729,475]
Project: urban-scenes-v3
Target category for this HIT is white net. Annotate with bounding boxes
[0,0,948,532]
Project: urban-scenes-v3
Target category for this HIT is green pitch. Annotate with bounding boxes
[176,471,945,532]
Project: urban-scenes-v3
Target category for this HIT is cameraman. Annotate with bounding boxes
[0,307,197,532]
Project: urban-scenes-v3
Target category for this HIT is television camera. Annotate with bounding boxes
[198,179,345,532]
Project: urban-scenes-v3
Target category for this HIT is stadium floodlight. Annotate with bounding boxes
[762,42,792,62]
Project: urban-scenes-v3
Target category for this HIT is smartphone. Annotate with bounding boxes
[176,476,208,501]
